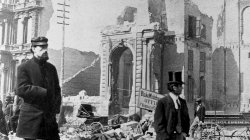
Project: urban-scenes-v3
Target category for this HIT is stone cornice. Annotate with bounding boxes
[13,1,43,13]
[101,22,160,36]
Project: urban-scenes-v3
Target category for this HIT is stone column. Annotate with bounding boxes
[0,22,3,45]
[129,32,143,114]
[0,63,8,104]
[27,17,32,43]
[10,60,16,92]
[99,42,110,116]
[147,40,154,90]
[17,16,24,45]
[14,19,18,44]
[100,41,110,98]
[3,19,10,46]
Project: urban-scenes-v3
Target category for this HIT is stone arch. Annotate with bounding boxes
[108,41,135,115]
[239,2,250,43]
[241,6,250,44]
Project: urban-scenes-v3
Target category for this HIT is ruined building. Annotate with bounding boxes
[0,0,53,104]
[100,0,213,118]
[212,0,250,114]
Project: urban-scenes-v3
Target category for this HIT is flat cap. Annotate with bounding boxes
[31,36,48,46]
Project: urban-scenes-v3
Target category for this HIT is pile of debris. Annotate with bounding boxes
[0,133,8,140]
[59,112,156,140]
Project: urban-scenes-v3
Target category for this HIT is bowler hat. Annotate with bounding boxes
[195,97,202,102]
[31,36,48,46]
[5,96,12,102]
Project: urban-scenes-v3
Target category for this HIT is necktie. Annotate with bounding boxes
[177,98,181,109]
[176,98,182,133]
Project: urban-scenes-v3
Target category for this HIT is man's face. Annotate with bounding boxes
[32,45,49,61]
[172,84,183,96]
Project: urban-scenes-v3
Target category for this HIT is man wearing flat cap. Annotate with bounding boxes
[16,36,61,140]
[154,80,190,140]
[189,96,206,138]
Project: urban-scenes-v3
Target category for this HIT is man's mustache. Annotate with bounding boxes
[42,52,48,56]
[41,52,49,61]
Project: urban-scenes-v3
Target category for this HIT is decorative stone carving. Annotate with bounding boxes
[0,63,8,72]
[23,12,30,18]
[101,24,133,36]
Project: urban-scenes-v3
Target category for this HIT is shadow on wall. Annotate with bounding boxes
[211,47,240,114]
[163,43,184,94]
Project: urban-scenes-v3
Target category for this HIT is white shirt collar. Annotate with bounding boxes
[169,92,178,101]
[169,92,180,109]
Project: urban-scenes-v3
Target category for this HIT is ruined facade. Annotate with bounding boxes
[100,0,213,118]
[0,0,53,104]
[212,0,250,114]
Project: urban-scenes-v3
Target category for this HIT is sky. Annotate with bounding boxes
[47,0,136,54]
[46,0,250,54]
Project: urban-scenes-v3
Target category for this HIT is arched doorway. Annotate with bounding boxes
[109,47,133,116]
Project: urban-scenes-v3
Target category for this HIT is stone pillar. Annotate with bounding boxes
[147,40,154,90]
[129,32,143,114]
[142,38,147,89]
[3,19,10,46]
[27,17,32,43]
[14,19,18,44]
[100,41,110,98]
[0,64,8,104]
[17,17,24,45]
[10,60,16,92]
[0,22,3,45]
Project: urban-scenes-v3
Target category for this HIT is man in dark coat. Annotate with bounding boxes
[4,95,14,133]
[16,36,61,140]
[0,100,8,136]
[154,81,190,140]
[189,97,206,138]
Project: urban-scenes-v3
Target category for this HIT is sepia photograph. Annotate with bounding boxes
[0,0,250,139]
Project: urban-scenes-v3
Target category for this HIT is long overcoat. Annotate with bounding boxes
[154,94,190,140]
[194,104,206,122]
[16,57,61,139]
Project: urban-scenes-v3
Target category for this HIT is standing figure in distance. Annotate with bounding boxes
[154,81,190,140]
[4,95,14,133]
[10,95,23,133]
[16,36,61,140]
[0,100,8,136]
[189,97,206,138]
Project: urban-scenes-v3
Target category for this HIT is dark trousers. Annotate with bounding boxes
[170,133,185,140]
[156,132,185,140]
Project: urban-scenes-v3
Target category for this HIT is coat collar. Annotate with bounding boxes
[32,56,46,66]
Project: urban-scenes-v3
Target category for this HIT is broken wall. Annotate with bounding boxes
[39,0,54,36]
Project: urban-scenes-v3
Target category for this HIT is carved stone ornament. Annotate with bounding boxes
[23,12,30,18]
[14,13,20,19]
[101,24,133,36]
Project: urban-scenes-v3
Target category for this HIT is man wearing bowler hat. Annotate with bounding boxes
[189,96,206,138]
[154,81,190,140]
[16,36,61,140]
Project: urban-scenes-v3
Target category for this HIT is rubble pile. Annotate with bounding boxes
[59,113,156,140]
[0,132,8,140]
